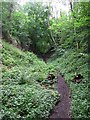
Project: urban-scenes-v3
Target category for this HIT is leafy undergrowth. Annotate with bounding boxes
[49,49,89,118]
[1,41,60,120]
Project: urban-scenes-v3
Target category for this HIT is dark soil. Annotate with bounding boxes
[49,75,72,119]
[27,46,72,119]
[30,46,55,63]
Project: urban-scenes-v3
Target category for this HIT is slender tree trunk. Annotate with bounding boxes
[69,0,79,51]
[77,42,79,50]
[69,0,73,12]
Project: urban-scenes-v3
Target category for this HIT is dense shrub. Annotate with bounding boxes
[49,49,89,118]
[1,41,60,120]
[1,84,59,120]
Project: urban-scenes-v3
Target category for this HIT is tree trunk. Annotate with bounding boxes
[69,0,73,12]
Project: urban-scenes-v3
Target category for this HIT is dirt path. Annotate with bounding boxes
[49,75,71,119]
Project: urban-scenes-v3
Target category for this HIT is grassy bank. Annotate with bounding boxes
[1,41,89,119]
[49,49,89,118]
[1,41,60,120]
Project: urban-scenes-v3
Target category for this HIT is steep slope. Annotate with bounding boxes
[1,41,60,120]
[49,49,89,118]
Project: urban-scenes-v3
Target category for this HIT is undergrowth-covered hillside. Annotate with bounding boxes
[49,49,89,118]
[1,41,60,120]
[1,1,89,119]
[1,41,89,119]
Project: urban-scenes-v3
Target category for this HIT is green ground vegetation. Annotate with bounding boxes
[1,1,89,119]
[1,41,60,120]
[49,49,89,118]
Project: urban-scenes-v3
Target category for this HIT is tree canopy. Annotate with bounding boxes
[2,1,89,54]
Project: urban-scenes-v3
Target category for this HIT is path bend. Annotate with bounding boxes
[49,75,72,119]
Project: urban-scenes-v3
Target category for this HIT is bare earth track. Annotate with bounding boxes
[49,75,72,119]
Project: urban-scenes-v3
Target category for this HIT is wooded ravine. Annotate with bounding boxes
[0,0,89,120]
